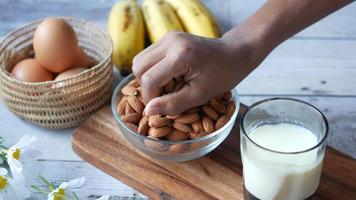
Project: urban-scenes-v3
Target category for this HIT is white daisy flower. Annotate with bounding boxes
[6,135,40,184]
[47,177,86,200]
[0,167,30,200]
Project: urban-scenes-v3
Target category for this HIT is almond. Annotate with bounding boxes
[190,132,209,139]
[148,115,172,128]
[163,79,175,94]
[184,107,201,114]
[191,120,204,133]
[202,105,219,121]
[169,144,188,154]
[215,115,229,130]
[175,76,183,83]
[202,116,214,133]
[173,121,193,133]
[126,123,138,132]
[125,102,136,115]
[223,91,232,101]
[137,95,147,106]
[166,130,189,141]
[137,87,142,95]
[117,96,127,116]
[148,126,173,138]
[122,113,141,124]
[175,113,200,124]
[166,114,181,120]
[138,116,149,136]
[227,101,236,117]
[144,136,168,152]
[210,98,227,114]
[122,85,137,96]
[128,79,140,88]
[127,95,144,113]
[173,81,184,92]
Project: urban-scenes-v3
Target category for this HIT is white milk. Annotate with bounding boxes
[243,123,323,200]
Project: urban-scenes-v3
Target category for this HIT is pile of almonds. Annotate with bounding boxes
[117,77,236,153]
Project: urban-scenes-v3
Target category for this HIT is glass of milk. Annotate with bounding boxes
[240,98,328,200]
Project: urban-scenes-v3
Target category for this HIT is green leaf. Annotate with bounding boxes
[30,185,48,195]
[72,192,79,200]
[38,175,56,191]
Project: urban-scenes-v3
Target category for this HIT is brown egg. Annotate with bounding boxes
[54,67,86,81]
[11,58,54,82]
[74,48,90,68]
[33,18,79,73]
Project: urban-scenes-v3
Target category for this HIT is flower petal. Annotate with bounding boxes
[66,177,85,188]
[11,135,38,151]
[0,167,7,176]
[48,188,59,198]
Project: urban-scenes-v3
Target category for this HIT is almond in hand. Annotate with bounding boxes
[191,120,204,133]
[166,114,181,120]
[138,116,149,136]
[148,115,172,127]
[173,81,184,92]
[166,130,189,141]
[127,95,144,113]
[117,96,127,116]
[121,84,137,96]
[163,79,175,94]
[173,121,193,133]
[215,115,229,130]
[226,101,236,117]
[148,126,173,138]
[175,113,200,124]
[210,98,227,114]
[122,113,141,124]
[202,105,219,121]
[202,116,215,133]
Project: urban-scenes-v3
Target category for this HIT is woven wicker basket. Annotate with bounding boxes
[0,17,113,129]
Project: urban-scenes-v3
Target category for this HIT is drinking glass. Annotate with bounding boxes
[240,98,329,200]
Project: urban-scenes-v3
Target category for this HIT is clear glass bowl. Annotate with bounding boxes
[111,74,240,162]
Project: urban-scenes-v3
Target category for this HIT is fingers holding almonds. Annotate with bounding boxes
[118,78,236,154]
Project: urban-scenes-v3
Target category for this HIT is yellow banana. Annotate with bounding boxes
[108,0,145,75]
[165,0,219,38]
[142,0,184,43]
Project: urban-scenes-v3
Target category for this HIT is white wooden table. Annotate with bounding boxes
[0,0,355,199]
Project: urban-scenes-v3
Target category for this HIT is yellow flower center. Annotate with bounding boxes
[12,148,21,160]
[0,176,8,191]
[54,188,66,200]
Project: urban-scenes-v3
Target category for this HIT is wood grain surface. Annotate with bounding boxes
[72,105,356,200]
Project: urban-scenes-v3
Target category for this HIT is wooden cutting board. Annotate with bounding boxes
[72,104,356,200]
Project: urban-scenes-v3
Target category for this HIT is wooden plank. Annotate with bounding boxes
[26,160,147,200]
[1,0,356,38]
[72,105,356,200]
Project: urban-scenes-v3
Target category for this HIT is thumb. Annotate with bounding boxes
[144,84,204,116]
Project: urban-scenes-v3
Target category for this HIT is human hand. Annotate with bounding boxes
[132,31,258,116]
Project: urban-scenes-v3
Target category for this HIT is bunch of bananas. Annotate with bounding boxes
[108,0,219,75]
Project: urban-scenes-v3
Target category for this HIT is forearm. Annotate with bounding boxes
[222,0,353,69]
